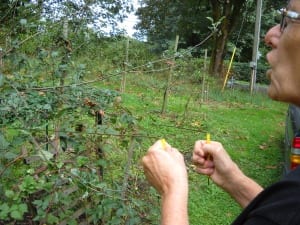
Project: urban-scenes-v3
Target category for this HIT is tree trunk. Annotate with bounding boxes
[209,30,228,77]
[209,0,247,77]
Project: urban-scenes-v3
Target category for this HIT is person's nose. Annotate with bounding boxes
[264,24,281,48]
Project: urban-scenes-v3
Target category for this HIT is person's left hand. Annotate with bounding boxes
[142,140,188,195]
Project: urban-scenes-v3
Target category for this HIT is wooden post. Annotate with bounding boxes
[121,36,129,93]
[95,110,105,180]
[203,49,207,71]
[206,83,209,102]
[60,18,70,94]
[52,18,71,155]
[161,35,179,114]
[201,72,206,103]
[0,48,3,68]
[250,0,262,94]
[121,137,136,199]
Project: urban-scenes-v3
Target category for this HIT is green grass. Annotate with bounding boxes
[97,71,287,224]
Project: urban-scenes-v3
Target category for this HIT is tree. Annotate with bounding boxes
[135,0,249,76]
[208,0,247,77]
[135,0,212,51]
[135,0,286,78]
[209,0,285,77]
[0,0,133,41]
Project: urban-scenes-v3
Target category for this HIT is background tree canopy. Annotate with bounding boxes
[0,0,287,79]
[0,0,133,41]
[135,0,287,77]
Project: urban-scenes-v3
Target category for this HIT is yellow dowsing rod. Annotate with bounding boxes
[160,138,168,150]
[206,133,211,185]
[206,133,211,144]
[222,46,237,92]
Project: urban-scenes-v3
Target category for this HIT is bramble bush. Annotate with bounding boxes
[0,6,156,223]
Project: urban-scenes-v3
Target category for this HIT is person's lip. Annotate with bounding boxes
[266,47,279,66]
[266,68,272,80]
[266,51,273,65]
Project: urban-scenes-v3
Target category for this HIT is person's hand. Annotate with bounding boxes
[142,140,188,195]
[192,140,263,208]
[192,140,242,191]
[142,140,189,225]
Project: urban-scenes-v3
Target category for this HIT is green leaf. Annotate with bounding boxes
[47,213,59,224]
[70,168,79,176]
[5,190,15,199]
[18,204,28,214]
[37,150,54,161]
[128,217,141,224]
[20,19,27,25]
[0,203,10,219]
[97,159,107,167]
[0,133,10,151]
[10,210,23,220]
[76,156,89,167]
[0,73,4,87]
[43,104,52,110]
[19,176,39,193]
[110,216,121,225]
[116,208,125,217]
[9,204,27,220]
[104,127,119,136]
[4,152,18,160]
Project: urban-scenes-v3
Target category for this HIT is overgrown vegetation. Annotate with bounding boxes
[0,1,287,224]
[0,36,286,224]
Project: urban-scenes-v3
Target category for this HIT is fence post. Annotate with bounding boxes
[121,136,136,199]
[203,49,207,71]
[121,36,130,93]
[161,35,179,114]
[201,72,206,103]
[0,48,3,69]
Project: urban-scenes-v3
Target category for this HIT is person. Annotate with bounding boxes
[142,0,300,224]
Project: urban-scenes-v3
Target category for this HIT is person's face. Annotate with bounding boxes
[265,0,300,105]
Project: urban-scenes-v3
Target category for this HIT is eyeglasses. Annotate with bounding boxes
[279,8,300,32]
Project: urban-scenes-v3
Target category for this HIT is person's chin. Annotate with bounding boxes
[267,85,297,105]
[267,85,280,101]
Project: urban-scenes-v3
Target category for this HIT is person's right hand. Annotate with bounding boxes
[142,140,188,195]
[142,140,189,225]
[192,140,243,191]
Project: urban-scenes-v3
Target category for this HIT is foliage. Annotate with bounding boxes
[135,0,212,52]
[135,0,287,77]
[0,51,146,223]
[135,0,248,75]
[0,1,156,224]
[0,0,133,37]
[231,62,269,84]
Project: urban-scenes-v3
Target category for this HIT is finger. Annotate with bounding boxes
[194,167,214,176]
[193,140,206,156]
[149,140,169,153]
[192,145,210,164]
[194,158,214,169]
[164,147,183,163]
[153,139,172,151]
[141,154,148,166]
[192,153,205,165]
